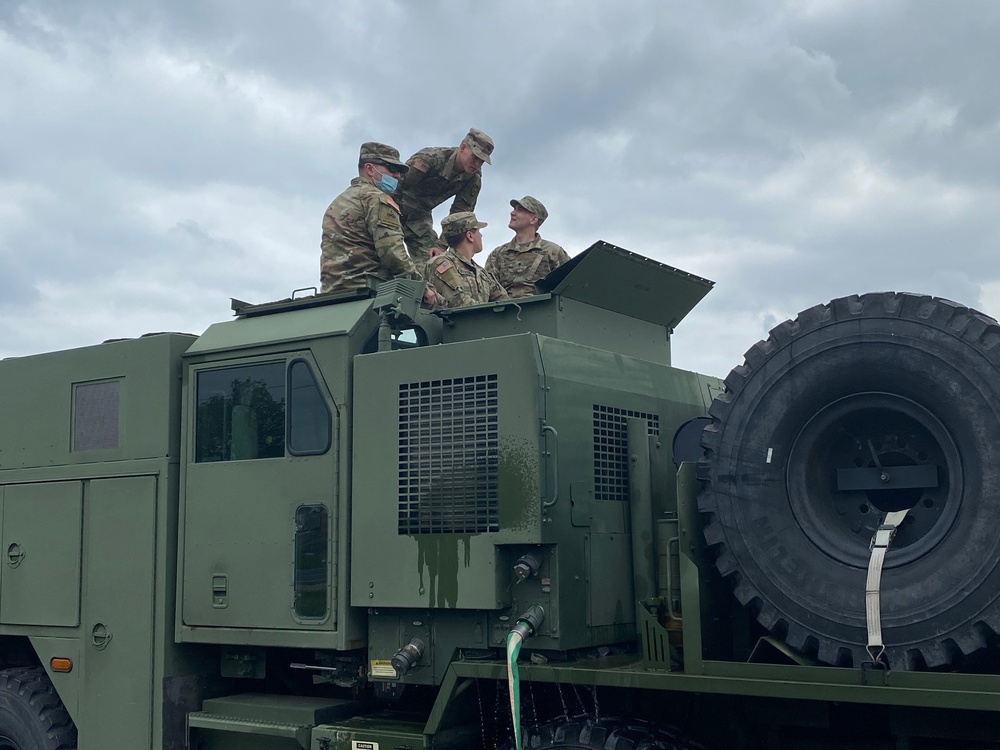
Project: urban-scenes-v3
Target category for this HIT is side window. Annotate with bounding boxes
[288,360,333,455]
[195,362,286,462]
[293,504,329,620]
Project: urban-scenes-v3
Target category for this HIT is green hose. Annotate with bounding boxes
[506,630,525,750]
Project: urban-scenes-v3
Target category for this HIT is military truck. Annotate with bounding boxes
[2,241,1000,749]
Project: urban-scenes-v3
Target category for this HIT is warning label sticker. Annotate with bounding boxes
[369,660,397,678]
[353,742,378,750]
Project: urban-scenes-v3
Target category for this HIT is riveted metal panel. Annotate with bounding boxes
[536,241,713,330]
[0,481,82,626]
[352,335,545,611]
[80,475,156,749]
[183,454,336,630]
[0,333,192,471]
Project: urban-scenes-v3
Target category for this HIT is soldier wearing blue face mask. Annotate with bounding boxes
[320,142,437,306]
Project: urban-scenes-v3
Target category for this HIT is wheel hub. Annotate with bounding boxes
[786,392,961,568]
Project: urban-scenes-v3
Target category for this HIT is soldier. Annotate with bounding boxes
[394,128,495,265]
[320,142,437,306]
[484,196,570,298]
[424,212,509,309]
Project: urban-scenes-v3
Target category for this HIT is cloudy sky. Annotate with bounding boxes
[2,0,999,378]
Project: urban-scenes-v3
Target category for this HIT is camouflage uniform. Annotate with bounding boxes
[424,212,509,309]
[485,196,570,297]
[395,129,495,264]
[424,249,509,309]
[320,143,420,295]
[484,235,570,297]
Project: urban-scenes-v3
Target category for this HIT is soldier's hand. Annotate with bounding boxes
[423,286,438,306]
[428,247,444,259]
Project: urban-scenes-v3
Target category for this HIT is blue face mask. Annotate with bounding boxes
[373,169,398,195]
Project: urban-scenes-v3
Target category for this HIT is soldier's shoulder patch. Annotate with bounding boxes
[435,260,454,274]
[378,194,401,212]
[410,160,429,173]
[374,196,402,230]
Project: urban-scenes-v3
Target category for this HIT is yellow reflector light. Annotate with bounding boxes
[50,658,73,673]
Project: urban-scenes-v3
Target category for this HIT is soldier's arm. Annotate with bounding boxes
[450,173,482,213]
[486,271,510,303]
[396,153,429,194]
[426,258,478,308]
[368,195,419,280]
[539,242,571,278]
[422,262,449,308]
[451,288,480,307]
[427,234,448,256]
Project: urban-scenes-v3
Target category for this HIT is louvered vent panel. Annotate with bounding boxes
[398,375,500,534]
[593,404,660,501]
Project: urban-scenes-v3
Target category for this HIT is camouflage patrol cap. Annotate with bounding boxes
[510,196,548,224]
[463,128,494,165]
[441,211,488,238]
[358,142,409,173]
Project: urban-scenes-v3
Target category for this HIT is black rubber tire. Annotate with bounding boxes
[506,718,704,749]
[0,667,76,750]
[699,293,1000,670]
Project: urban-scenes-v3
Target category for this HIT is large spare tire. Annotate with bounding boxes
[699,292,1000,670]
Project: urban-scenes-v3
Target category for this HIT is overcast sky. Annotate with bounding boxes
[3,0,999,378]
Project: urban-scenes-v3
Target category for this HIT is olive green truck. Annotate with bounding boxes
[3,242,1000,749]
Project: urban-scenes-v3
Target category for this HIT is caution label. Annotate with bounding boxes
[353,742,378,750]
[369,660,397,678]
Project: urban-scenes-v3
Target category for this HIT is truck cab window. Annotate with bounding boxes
[195,362,286,462]
[288,359,332,455]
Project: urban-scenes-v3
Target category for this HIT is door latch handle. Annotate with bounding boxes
[91,623,113,650]
[6,543,24,568]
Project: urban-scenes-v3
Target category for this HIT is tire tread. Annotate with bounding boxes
[699,292,1000,670]
[0,666,77,750]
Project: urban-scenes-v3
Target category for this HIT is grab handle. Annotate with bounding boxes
[541,424,559,512]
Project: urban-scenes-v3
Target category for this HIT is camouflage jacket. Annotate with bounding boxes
[424,248,509,309]
[394,146,482,220]
[483,235,570,297]
[320,178,420,294]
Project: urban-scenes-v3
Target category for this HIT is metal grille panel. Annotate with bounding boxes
[73,380,121,451]
[398,374,499,534]
[593,404,660,501]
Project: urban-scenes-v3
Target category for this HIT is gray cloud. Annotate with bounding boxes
[2,0,999,381]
